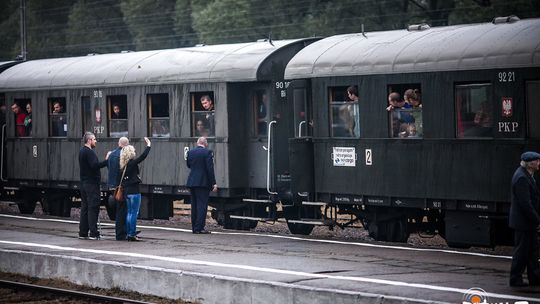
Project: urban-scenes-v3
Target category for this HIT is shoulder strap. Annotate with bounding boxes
[118,166,127,187]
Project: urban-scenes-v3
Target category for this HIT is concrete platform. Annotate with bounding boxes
[0,213,539,304]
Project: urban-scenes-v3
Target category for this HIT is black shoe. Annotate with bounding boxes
[510,280,528,287]
[78,235,88,240]
[127,236,141,242]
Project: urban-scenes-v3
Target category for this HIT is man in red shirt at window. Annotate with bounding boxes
[11,103,26,137]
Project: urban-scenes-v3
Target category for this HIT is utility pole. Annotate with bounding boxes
[19,0,27,61]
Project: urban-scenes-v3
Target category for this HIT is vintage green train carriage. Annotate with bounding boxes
[284,17,540,246]
[0,38,316,225]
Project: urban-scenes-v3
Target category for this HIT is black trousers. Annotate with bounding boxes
[190,187,210,232]
[115,198,127,240]
[510,229,540,284]
[79,183,101,237]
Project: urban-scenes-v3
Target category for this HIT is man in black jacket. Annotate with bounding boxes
[186,137,217,234]
[78,132,107,240]
[509,151,540,287]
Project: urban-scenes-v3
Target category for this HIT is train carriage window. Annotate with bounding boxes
[48,98,67,137]
[12,98,31,137]
[148,93,170,138]
[329,86,359,138]
[108,95,128,138]
[387,84,422,138]
[253,90,268,136]
[455,83,493,138]
[293,88,309,137]
[191,92,215,137]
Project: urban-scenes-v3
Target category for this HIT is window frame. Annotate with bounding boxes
[252,89,269,137]
[107,95,128,138]
[13,98,31,138]
[454,82,493,139]
[147,93,170,138]
[48,97,68,137]
[328,86,359,138]
[190,91,215,138]
[386,83,423,139]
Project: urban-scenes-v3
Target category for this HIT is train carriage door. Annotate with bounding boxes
[526,80,540,139]
[288,80,315,196]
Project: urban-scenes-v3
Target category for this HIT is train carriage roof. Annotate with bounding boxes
[285,18,540,79]
[0,39,310,91]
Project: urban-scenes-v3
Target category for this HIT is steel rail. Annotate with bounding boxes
[0,279,155,304]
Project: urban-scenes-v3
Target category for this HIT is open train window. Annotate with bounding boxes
[252,90,268,136]
[455,83,493,138]
[12,98,31,137]
[387,84,422,138]
[48,97,67,137]
[147,93,170,138]
[190,91,215,137]
[108,95,128,138]
[329,86,359,138]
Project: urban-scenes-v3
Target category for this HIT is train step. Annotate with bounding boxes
[286,219,334,226]
[242,198,273,204]
[228,215,276,222]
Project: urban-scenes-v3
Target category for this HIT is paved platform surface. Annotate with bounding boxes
[0,213,539,304]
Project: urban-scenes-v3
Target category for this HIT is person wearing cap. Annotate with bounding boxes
[509,151,540,287]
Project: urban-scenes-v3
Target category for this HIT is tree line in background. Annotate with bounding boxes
[0,0,539,60]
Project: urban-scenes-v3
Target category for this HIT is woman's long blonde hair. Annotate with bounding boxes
[119,145,136,169]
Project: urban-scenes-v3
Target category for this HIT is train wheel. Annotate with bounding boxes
[387,217,409,243]
[283,206,316,235]
[45,194,72,217]
[60,197,73,217]
[105,195,116,221]
[18,194,38,214]
[367,217,409,243]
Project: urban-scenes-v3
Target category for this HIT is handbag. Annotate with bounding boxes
[114,166,127,202]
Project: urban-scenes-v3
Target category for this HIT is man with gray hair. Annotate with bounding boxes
[186,137,218,234]
[78,132,107,240]
[509,151,540,287]
[106,136,130,240]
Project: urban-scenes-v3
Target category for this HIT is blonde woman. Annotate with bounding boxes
[120,137,151,241]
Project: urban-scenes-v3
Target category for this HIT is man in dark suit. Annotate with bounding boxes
[186,137,218,234]
[509,151,540,287]
[106,136,129,240]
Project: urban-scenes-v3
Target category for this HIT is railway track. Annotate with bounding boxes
[0,279,155,303]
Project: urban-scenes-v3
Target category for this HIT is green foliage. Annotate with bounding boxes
[25,0,76,59]
[174,0,197,47]
[192,0,257,44]
[66,0,134,56]
[1,0,540,60]
[120,0,177,50]
[0,0,21,60]
[449,0,540,24]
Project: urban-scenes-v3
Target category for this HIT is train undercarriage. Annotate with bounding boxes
[3,186,514,248]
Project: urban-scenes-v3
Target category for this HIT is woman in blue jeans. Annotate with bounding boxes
[119,137,151,241]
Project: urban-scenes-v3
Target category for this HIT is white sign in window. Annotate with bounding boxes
[332,147,356,167]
